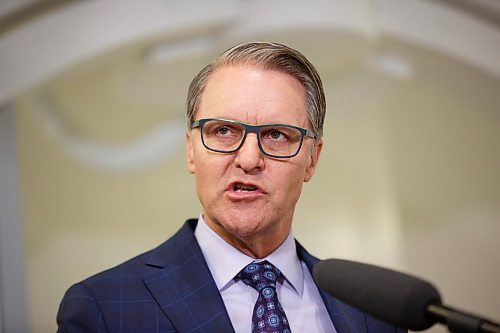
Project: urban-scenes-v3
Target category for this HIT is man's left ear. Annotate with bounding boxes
[304,139,323,182]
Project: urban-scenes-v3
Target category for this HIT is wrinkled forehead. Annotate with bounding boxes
[197,65,309,126]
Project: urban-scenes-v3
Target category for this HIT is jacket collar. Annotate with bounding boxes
[144,219,235,333]
[297,241,367,333]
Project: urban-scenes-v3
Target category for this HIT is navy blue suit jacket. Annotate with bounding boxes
[57,219,406,333]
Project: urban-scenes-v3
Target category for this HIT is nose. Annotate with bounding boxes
[234,133,264,173]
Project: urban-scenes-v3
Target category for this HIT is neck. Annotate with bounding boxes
[206,218,290,259]
[229,234,285,259]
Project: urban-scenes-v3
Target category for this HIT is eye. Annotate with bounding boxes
[269,130,284,140]
[217,126,230,135]
[261,126,302,143]
[262,127,294,142]
[209,123,241,137]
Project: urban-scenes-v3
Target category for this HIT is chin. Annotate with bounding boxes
[222,210,279,237]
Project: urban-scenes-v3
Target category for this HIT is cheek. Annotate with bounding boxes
[194,164,217,203]
[273,164,306,201]
[195,160,215,185]
[194,154,231,188]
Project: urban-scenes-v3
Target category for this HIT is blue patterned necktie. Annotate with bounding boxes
[237,260,292,333]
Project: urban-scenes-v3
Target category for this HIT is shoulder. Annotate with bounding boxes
[57,219,200,330]
[71,219,198,290]
[295,240,406,333]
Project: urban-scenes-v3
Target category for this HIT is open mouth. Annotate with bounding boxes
[233,183,257,192]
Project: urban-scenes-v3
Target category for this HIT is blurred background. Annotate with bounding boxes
[0,0,499,332]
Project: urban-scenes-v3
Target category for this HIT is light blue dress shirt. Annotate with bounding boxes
[195,214,337,333]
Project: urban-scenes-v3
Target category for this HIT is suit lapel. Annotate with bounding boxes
[144,220,235,333]
[296,241,368,333]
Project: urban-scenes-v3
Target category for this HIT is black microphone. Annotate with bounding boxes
[313,259,500,333]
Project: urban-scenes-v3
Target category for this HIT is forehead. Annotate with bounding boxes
[197,65,308,125]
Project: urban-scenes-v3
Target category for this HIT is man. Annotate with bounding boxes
[57,42,405,333]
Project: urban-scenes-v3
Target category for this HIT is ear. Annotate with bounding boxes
[186,129,196,174]
[303,139,323,182]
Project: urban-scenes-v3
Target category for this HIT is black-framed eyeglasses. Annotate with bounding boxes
[190,118,316,158]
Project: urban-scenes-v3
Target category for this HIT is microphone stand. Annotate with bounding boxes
[427,304,500,333]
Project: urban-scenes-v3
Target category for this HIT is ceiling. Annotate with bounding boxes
[1,0,499,34]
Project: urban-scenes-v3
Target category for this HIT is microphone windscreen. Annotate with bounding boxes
[313,259,442,331]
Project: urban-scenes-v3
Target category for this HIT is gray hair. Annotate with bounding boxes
[186,41,326,138]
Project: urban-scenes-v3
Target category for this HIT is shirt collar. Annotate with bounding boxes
[194,214,304,297]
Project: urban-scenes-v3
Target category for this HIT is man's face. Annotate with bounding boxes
[186,65,322,257]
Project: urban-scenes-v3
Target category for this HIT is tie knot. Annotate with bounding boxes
[238,260,282,291]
